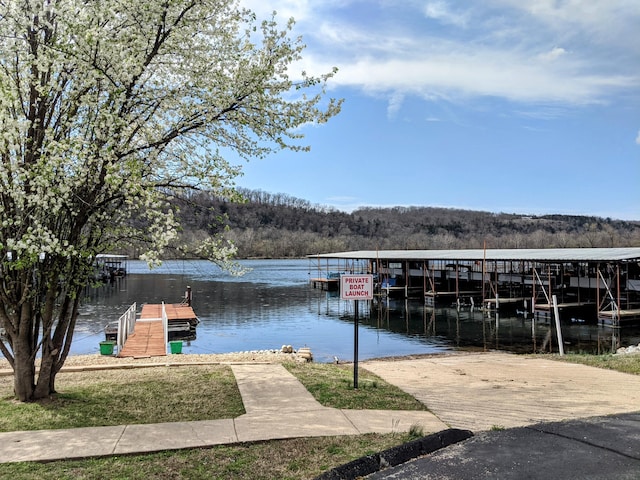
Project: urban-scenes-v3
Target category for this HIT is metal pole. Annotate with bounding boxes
[552,295,564,356]
[354,300,359,389]
[617,264,621,321]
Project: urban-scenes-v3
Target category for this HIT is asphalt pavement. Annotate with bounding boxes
[365,413,640,480]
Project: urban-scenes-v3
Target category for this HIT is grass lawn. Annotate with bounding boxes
[0,365,245,432]
[284,362,429,411]
[0,432,419,479]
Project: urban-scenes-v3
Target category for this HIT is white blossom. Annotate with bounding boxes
[0,1,339,399]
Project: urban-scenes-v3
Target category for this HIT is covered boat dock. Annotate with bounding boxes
[309,248,640,326]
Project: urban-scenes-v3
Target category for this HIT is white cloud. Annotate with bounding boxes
[240,0,312,22]
[424,1,468,27]
[636,130,640,145]
[246,1,640,109]
[387,92,404,119]
[500,0,640,36]
[489,0,640,62]
[324,196,361,212]
[537,47,567,62]
[321,46,635,105]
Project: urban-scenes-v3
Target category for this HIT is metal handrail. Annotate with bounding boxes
[116,303,137,352]
[162,301,168,353]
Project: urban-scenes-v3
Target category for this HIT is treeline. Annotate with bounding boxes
[165,188,640,258]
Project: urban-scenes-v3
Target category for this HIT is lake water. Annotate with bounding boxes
[73,259,640,362]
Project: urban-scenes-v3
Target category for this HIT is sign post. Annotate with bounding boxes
[340,274,374,389]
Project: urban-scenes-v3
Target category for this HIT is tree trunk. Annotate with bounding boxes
[6,287,74,401]
[34,354,56,399]
[13,337,36,402]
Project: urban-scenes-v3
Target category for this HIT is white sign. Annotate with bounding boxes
[340,274,374,300]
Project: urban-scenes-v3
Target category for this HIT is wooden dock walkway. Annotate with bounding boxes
[425,290,478,307]
[598,308,640,325]
[117,303,198,358]
[117,318,166,358]
[309,277,339,291]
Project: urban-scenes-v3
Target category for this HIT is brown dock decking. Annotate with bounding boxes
[310,277,339,291]
[140,303,198,324]
[117,303,198,358]
[425,290,478,307]
[484,297,526,311]
[534,301,592,311]
[117,319,166,358]
[598,308,640,325]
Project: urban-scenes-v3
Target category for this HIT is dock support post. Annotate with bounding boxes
[552,295,564,356]
[186,286,192,306]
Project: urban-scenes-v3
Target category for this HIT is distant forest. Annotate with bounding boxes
[128,188,640,259]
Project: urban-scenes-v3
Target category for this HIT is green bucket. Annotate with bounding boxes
[99,341,115,356]
[169,340,183,354]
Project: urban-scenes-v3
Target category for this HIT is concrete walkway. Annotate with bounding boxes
[0,363,446,463]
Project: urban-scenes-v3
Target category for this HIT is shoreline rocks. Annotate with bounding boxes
[0,347,314,372]
[616,344,640,355]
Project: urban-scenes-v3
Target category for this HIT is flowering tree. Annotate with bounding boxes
[0,0,340,401]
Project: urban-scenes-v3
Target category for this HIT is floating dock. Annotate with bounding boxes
[116,302,199,358]
[310,277,339,291]
[117,315,166,358]
[599,308,640,325]
[94,253,128,281]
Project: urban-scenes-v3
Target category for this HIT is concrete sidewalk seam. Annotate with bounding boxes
[231,419,240,444]
[338,409,364,435]
[112,425,128,455]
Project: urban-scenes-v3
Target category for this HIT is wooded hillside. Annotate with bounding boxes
[143,188,640,258]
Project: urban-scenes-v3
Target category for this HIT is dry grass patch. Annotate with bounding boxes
[0,433,418,479]
[553,353,640,375]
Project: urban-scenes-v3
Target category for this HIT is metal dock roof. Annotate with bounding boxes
[309,248,640,262]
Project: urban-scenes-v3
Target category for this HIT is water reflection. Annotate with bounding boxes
[368,299,635,355]
[69,259,640,361]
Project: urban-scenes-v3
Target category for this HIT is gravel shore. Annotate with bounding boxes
[0,349,310,373]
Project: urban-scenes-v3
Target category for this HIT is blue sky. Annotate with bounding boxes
[237,1,640,220]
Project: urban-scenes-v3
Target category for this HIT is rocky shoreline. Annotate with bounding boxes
[1,343,638,373]
[0,349,310,373]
